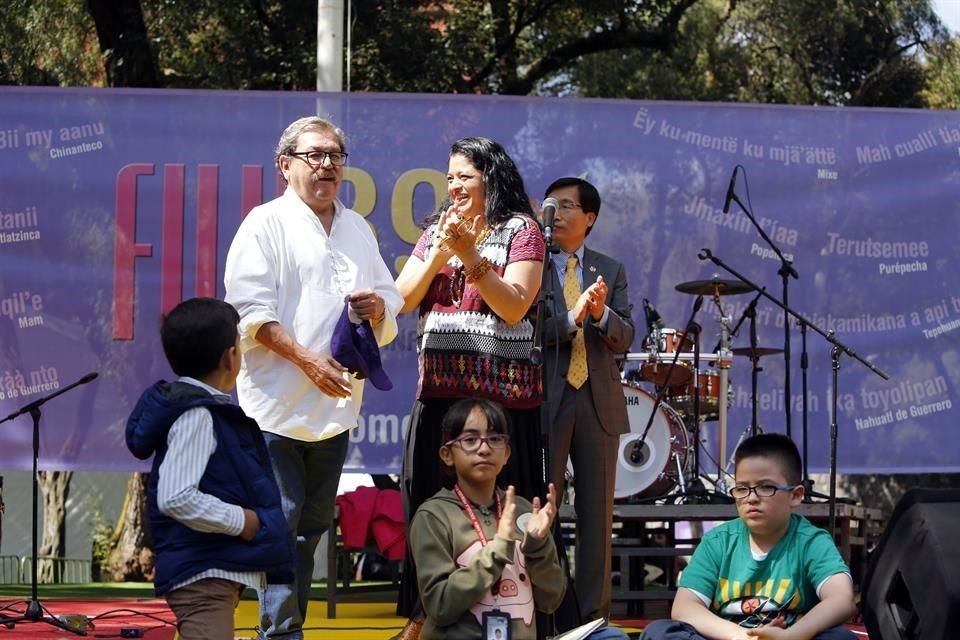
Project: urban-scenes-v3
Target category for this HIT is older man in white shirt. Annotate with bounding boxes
[225,116,402,640]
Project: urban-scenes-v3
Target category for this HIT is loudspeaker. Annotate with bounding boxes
[861,488,960,640]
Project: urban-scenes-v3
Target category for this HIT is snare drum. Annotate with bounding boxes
[641,328,695,387]
[667,370,721,419]
[616,385,690,499]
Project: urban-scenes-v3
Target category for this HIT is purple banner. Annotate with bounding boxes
[1,87,958,475]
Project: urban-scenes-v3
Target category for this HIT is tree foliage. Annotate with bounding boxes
[1,0,955,108]
[922,39,960,109]
[0,0,102,86]
[571,0,949,106]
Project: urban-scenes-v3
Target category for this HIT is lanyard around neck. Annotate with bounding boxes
[453,484,502,546]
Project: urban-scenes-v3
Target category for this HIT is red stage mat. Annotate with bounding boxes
[0,598,177,639]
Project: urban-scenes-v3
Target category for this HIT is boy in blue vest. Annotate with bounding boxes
[641,433,857,640]
[127,298,295,640]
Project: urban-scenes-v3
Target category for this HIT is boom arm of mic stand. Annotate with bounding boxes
[698,249,888,381]
[729,288,765,338]
[728,191,798,280]
[1,372,99,424]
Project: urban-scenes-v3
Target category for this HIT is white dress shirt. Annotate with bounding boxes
[157,377,263,591]
[224,188,402,441]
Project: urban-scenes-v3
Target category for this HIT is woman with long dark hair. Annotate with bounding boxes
[392,137,546,639]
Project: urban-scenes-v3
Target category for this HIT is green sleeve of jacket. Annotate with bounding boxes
[520,529,565,614]
[410,509,516,627]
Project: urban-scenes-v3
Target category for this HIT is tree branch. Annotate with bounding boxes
[86,0,159,87]
[850,38,924,104]
[501,0,699,94]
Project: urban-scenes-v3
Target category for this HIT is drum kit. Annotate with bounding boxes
[613,278,784,503]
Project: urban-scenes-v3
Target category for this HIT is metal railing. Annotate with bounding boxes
[0,555,19,584]
[0,555,92,584]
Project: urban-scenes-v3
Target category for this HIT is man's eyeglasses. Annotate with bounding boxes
[728,484,797,500]
[287,150,349,167]
[445,433,510,453]
[557,200,582,211]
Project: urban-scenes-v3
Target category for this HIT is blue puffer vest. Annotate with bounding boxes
[126,381,295,594]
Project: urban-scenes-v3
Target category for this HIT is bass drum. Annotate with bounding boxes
[615,385,690,499]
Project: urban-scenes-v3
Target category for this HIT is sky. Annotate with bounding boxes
[933,0,960,33]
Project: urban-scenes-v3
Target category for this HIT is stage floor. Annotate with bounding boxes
[0,584,868,639]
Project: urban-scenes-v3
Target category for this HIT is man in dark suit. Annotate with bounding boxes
[542,177,635,622]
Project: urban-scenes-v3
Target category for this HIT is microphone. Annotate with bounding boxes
[79,372,98,384]
[541,197,559,247]
[642,298,664,332]
[529,346,542,366]
[722,166,739,214]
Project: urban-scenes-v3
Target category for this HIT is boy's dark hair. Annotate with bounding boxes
[160,298,240,379]
[439,398,511,486]
[734,433,802,485]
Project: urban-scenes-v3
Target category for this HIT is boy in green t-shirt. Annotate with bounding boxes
[641,433,857,640]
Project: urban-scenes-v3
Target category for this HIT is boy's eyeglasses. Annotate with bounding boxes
[729,484,797,499]
[444,433,510,452]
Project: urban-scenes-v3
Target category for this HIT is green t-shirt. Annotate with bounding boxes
[678,513,849,628]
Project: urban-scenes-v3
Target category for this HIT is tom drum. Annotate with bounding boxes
[667,370,722,419]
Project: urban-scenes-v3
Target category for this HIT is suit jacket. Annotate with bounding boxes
[542,246,635,435]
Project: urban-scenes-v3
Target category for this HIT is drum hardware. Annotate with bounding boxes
[672,452,687,494]
[640,297,697,387]
[728,288,765,437]
[671,274,751,497]
[640,327,696,386]
[623,295,708,504]
[623,352,719,364]
[709,290,733,497]
[723,421,761,477]
[698,247,889,537]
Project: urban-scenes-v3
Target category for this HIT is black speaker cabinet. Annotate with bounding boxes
[861,488,960,640]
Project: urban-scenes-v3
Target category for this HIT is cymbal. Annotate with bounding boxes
[675,279,754,296]
[731,346,784,359]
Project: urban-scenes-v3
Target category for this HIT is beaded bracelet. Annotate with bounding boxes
[463,257,493,283]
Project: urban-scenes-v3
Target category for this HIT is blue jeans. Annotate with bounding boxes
[586,625,631,640]
[258,431,349,639]
[639,619,856,640]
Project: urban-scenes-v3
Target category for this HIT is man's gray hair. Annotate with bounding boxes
[275,116,347,174]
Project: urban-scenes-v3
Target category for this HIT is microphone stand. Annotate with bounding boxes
[726,180,798,439]
[720,288,764,438]
[698,249,888,538]
[0,372,99,636]
[829,336,842,535]
[685,324,708,501]
[746,298,761,437]
[529,229,583,634]
[529,234,554,495]
[798,320,829,502]
[627,295,703,501]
